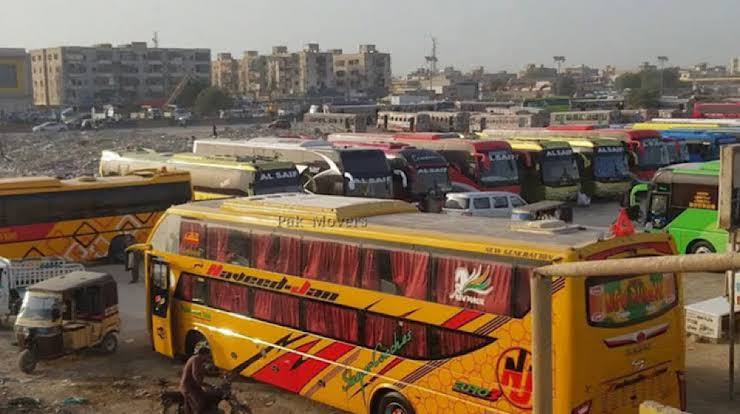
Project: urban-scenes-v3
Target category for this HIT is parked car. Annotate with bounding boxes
[32,122,68,133]
[268,118,291,129]
[443,191,527,217]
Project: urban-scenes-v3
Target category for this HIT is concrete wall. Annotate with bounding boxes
[0,48,33,112]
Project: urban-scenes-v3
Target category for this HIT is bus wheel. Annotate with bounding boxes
[108,235,133,264]
[376,392,415,414]
[689,241,715,255]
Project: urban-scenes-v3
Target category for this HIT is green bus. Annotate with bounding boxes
[523,96,572,113]
[640,161,725,254]
[505,139,580,202]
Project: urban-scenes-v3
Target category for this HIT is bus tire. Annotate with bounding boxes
[373,391,415,414]
[688,240,715,255]
[108,235,133,264]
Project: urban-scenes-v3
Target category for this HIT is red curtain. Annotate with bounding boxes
[400,320,428,359]
[512,267,532,318]
[176,274,193,301]
[274,236,301,276]
[360,248,380,290]
[207,227,231,263]
[179,221,205,257]
[435,257,513,316]
[305,301,358,343]
[253,290,299,328]
[209,280,248,314]
[251,234,275,271]
[363,314,427,359]
[438,330,486,356]
[363,314,397,349]
[302,240,360,286]
[390,251,430,300]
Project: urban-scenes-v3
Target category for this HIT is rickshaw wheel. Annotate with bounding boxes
[100,332,119,354]
[18,349,37,374]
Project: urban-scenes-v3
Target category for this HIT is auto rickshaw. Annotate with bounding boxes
[14,271,120,373]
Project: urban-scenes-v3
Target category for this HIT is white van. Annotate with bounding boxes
[443,191,527,217]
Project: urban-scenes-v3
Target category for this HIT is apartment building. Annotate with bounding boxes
[211,52,239,95]
[266,46,299,97]
[333,45,391,98]
[239,51,268,98]
[0,48,32,113]
[30,42,211,107]
[297,43,335,95]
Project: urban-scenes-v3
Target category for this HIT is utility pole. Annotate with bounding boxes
[657,55,669,98]
[425,37,438,93]
[553,56,566,95]
[152,31,159,48]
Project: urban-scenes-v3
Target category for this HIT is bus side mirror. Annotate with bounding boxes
[343,172,356,191]
[393,170,408,189]
[626,205,641,221]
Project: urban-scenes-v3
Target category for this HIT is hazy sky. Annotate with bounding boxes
[3,0,738,74]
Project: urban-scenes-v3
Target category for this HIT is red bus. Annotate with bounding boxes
[692,102,740,119]
[330,140,452,211]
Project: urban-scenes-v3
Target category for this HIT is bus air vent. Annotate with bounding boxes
[510,219,580,234]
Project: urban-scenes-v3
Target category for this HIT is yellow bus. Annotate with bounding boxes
[0,170,191,263]
[99,150,301,200]
[132,193,685,414]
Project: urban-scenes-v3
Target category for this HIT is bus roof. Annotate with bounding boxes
[168,193,626,260]
[103,150,294,171]
[632,122,721,131]
[0,170,190,196]
[393,132,462,140]
[505,139,572,151]
[194,138,333,151]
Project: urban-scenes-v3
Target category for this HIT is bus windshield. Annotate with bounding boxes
[481,150,518,184]
[541,150,579,186]
[593,149,630,181]
[639,139,669,169]
[340,151,393,198]
[253,168,301,195]
[587,272,678,327]
[413,167,451,194]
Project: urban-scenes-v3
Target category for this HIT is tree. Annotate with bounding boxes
[194,87,234,116]
[555,76,577,96]
[175,79,209,109]
[627,88,660,109]
[615,72,642,91]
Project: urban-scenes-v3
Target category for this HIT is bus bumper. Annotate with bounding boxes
[594,181,630,200]
[544,186,578,202]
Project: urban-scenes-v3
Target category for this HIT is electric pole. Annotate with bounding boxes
[657,56,669,98]
[553,56,566,95]
[425,37,438,93]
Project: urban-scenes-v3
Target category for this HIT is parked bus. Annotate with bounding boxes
[631,122,721,131]
[99,150,301,200]
[329,133,520,194]
[420,111,470,133]
[303,113,368,133]
[504,139,580,202]
[193,138,393,199]
[0,170,191,263]
[646,118,740,127]
[508,136,630,200]
[522,96,571,112]
[377,111,431,132]
[330,140,452,211]
[661,137,691,165]
[659,129,736,162]
[692,102,740,119]
[549,110,620,127]
[469,113,549,132]
[638,161,726,254]
[132,193,685,414]
[322,103,378,125]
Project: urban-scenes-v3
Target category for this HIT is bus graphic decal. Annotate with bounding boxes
[449,266,494,305]
[496,347,533,409]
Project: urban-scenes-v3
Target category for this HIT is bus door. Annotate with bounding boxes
[149,259,175,357]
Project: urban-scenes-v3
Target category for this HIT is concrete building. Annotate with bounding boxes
[0,48,32,114]
[239,51,268,98]
[519,64,557,81]
[297,43,335,96]
[211,52,239,95]
[266,46,299,97]
[333,45,391,98]
[30,42,211,107]
[731,57,740,75]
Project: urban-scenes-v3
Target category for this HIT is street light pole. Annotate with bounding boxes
[657,56,669,98]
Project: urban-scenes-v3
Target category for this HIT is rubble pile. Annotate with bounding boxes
[0,122,339,178]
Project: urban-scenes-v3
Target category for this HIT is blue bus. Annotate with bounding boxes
[659,129,736,162]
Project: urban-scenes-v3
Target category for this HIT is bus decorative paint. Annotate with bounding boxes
[132,193,685,414]
[0,171,191,262]
[502,139,580,202]
[659,129,736,162]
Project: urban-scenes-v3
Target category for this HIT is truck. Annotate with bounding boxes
[0,257,84,316]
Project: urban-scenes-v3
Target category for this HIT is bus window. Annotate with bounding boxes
[302,240,360,286]
[179,221,206,258]
[364,313,428,359]
[587,272,678,327]
[208,279,249,314]
[253,289,300,328]
[432,328,490,358]
[305,301,359,343]
[251,233,302,276]
[206,226,251,266]
[192,276,209,305]
[389,250,430,300]
[434,256,514,316]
